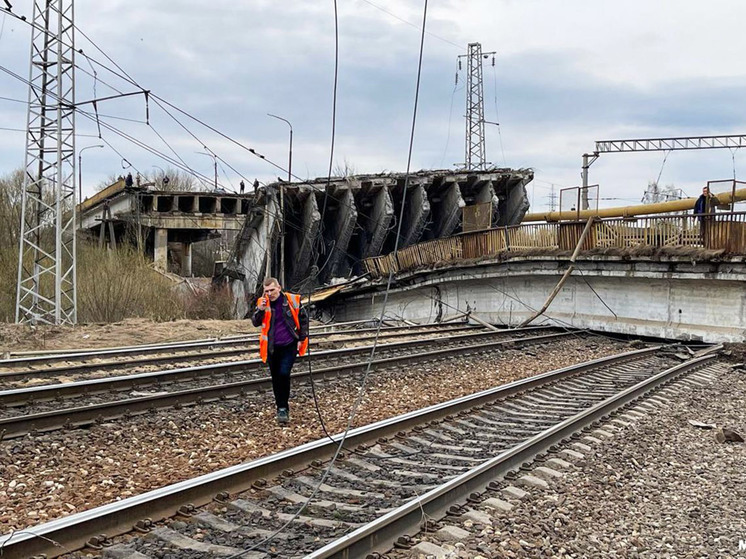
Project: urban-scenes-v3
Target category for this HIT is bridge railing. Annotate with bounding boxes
[362,211,746,278]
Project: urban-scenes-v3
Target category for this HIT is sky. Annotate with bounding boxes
[2,0,746,212]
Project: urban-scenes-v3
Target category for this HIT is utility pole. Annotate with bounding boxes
[16,0,78,325]
[548,184,557,212]
[458,43,496,170]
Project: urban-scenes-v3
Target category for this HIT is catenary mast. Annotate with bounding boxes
[459,42,495,171]
[16,0,78,324]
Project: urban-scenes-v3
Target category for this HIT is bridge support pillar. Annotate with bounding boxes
[182,242,192,277]
[154,228,168,271]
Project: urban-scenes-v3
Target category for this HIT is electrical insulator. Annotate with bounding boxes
[455,72,458,85]
[458,59,461,70]
[492,55,495,66]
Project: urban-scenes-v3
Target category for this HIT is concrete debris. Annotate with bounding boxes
[715,427,744,443]
[687,419,716,429]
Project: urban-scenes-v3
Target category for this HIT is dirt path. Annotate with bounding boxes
[0,319,261,354]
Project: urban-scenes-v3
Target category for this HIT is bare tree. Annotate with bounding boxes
[147,167,201,192]
[95,173,124,193]
[0,169,23,249]
[0,170,26,320]
[332,158,357,179]
[95,167,206,193]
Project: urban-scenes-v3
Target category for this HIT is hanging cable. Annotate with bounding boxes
[438,69,462,168]
[226,2,429,556]
[357,0,458,49]
[490,62,506,166]
[5,11,389,233]
[654,149,671,189]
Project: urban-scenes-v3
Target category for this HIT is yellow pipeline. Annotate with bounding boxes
[522,188,746,222]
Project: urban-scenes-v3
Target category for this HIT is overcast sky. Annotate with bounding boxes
[2,0,746,212]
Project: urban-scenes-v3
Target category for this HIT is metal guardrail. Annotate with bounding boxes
[364,211,746,278]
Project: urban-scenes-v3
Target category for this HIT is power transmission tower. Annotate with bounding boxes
[16,0,78,325]
[548,184,557,212]
[458,42,496,170]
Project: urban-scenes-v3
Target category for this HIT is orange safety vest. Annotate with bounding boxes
[258,292,309,363]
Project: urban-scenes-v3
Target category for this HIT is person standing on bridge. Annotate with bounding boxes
[252,277,309,425]
[694,185,720,245]
[694,185,719,216]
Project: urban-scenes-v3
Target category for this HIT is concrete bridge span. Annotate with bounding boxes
[78,179,251,275]
[224,168,533,317]
[319,254,746,343]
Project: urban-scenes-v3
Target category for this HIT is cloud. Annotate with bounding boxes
[0,0,745,207]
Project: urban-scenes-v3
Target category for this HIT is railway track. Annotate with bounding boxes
[2,318,380,359]
[0,323,487,387]
[0,345,717,559]
[0,328,568,437]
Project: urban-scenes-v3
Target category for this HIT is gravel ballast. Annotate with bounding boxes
[0,336,629,532]
[396,362,746,559]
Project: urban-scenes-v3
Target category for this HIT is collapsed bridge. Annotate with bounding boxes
[224,168,533,317]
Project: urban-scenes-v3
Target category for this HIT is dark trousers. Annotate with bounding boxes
[268,343,297,410]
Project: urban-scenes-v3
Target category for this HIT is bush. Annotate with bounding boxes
[1,166,235,323]
[183,284,235,320]
[77,242,184,322]
[0,170,23,322]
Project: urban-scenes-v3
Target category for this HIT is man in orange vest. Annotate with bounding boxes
[251,277,309,424]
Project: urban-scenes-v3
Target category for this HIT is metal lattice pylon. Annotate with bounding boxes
[16,0,77,325]
[464,42,486,170]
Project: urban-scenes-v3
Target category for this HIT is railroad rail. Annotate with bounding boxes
[0,345,717,558]
[2,318,385,358]
[0,323,484,384]
[0,328,567,437]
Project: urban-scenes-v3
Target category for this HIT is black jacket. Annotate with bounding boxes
[694,193,718,215]
[251,292,309,354]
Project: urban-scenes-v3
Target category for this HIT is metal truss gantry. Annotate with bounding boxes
[16,0,77,325]
[580,134,746,211]
[459,43,496,171]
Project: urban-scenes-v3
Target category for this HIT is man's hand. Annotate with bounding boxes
[257,296,268,311]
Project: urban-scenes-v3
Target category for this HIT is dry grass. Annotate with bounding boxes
[0,169,235,325]
[182,284,235,320]
[76,242,183,323]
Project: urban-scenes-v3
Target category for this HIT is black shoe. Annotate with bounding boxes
[277,408,289,425]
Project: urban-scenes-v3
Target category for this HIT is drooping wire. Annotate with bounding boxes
[491,61,506,166]
[98,135,140,175]
[0,11,7,43]
[216,158,237,192]
[322,0,339,199]
[0,528,72,555]
[438,69,462,168]
[5,10,391,236]
[654,149,671,188]
[226,1,429,556]
[357,0,459,49]
[576,268,618,318]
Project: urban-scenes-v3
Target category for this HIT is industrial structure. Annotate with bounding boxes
[458,42,496,170]
[222,168,533,318]
[314,181,746,343]
[77,179,251,276]
[15,0,78,325]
